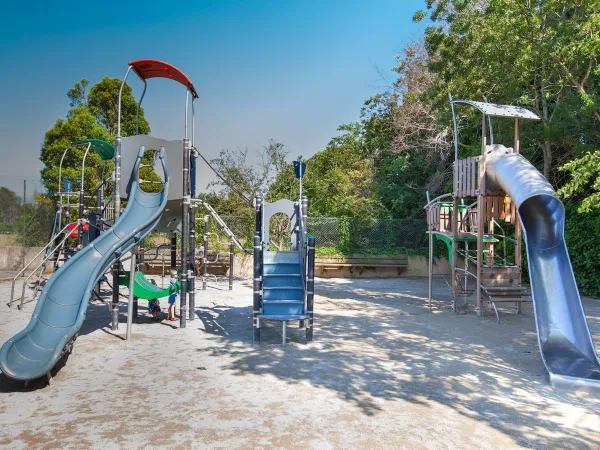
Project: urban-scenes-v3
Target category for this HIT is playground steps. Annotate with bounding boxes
[261,251,306,317]
[482,285,531,302]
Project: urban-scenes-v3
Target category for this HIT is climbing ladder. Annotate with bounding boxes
[253,197,316,347]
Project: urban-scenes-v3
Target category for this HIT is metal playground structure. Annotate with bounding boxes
[1,58,318,385]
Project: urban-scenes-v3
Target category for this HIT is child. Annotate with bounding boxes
[168,269,179,321]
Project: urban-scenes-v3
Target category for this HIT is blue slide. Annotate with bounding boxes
[0,147,169,381]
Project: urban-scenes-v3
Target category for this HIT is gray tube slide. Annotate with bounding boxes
[486,147,600,389]
[0,147,169,381]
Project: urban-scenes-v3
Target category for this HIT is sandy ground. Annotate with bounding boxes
[0,275,599,449]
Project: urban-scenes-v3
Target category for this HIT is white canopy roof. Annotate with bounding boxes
[451,100,541,120]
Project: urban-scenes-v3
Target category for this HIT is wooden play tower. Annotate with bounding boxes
[425,97,541,320]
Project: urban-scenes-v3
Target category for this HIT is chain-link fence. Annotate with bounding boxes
[145,215,430,256]
[1,200,56,248]
[4,200,431,257]
[308,217,428,255]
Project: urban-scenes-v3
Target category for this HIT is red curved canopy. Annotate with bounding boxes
[128,59,198,98]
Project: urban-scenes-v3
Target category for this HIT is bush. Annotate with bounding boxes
[564,205,600,297]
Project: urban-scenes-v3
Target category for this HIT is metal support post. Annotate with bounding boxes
[306,235,315,342]
[126,251,136,340]
[476,115,487,316]
[170,233,177,268]
[111,137,122,330]
[78,189,84,249]
[255,197,262,236]
[282,321,287,349]
[253,234,261,343]
[111,260,120,330]
[451,196,459,309]
[135,241,144,319]
[180,139,191,328]
[428,230,433,312]
[229,240,234,291]
[189,204,196,321]
[514,118,523,314]
[203,216,209,291]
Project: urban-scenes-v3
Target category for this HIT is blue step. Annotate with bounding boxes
[263,263,300,275]
[264,287,303,301]
[264,251,299,264]
[263,300,304,316]
[263,274,303,288]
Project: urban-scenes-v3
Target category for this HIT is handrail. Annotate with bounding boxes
[298,199,308,313]
[193,200,250,253]
[9,220,84,308]
[424,193,453,210]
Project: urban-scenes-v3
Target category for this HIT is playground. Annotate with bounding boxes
[2,3,600,441]
[0,276,598,448]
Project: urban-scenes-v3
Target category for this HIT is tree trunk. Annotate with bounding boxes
[539,77,552,180]
[542,141,552,180]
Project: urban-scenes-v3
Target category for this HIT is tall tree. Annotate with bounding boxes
[415,0,600,179]
[40,78,150,196]
[0,187,21,224]
[209,139,289,201]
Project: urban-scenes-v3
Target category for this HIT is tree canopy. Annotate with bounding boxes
[40,78,151,197]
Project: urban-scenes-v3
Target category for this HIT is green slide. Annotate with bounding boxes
[119,271,180,300]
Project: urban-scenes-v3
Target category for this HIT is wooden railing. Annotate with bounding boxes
[454,156,480,198]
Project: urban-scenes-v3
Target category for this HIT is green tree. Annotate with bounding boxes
[40,78,151,197]
[414,0,600,179]
[269,121,388,218]
[0,187,22,224]
[89,77,150,136]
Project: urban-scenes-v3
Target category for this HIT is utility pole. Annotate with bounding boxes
[23,180,26,205]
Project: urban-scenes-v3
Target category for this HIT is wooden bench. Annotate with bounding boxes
[315,255,409,277]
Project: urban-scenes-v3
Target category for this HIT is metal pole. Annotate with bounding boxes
[282,321,287,349]
[111,261,120,330]
[255,197,262,236]
[135,241,144,319]
[428,231,433,312]
[449,93,460,162]
[229,240,234,291]
[136,80,147,135]
[78,188,85,249]
[301,196,308,228]
[171,233,177,268]
[111,137,122,330]
[79,142,92,249]
[180,138,191,328]
[126,251,136,340]
[476,115,487,316]
[253,234,261,343]
[294,201,300,251]
[189,203,196,321]
[203,216,209,291]
[306,235,315,342]
[300,196,308,328]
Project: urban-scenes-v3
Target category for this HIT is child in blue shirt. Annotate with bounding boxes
[168,269,179,321]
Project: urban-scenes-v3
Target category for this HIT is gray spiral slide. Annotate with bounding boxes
[0,147,169,382]
[486,146,600,389]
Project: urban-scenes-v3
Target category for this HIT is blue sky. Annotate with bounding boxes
[0,0,425,198]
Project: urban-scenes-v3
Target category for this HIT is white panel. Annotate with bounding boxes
[263,199,296,247]
[119,135,184,200]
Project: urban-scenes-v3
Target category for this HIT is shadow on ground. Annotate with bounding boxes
[195,278,600,449]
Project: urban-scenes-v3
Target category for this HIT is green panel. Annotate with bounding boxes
[432,232,498,267]
[72,139,115,160]
[118,271,180,300]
